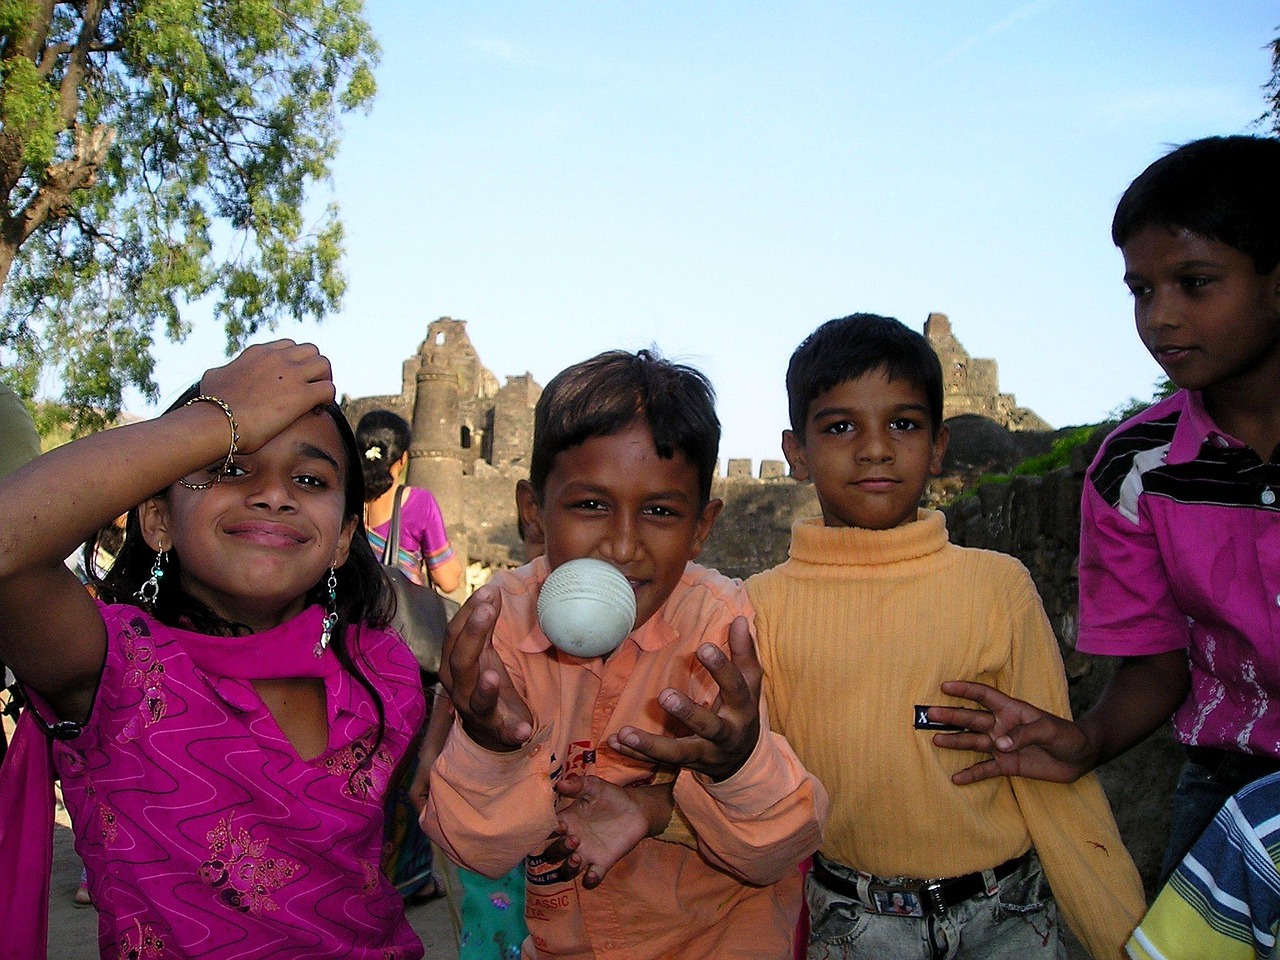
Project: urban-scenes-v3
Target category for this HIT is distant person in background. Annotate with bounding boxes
[357,410,462,595]
[0,382,41,766]
[357,409,460,905]
[0,382,41,479]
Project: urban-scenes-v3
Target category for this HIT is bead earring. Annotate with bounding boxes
[135,546,168,607]
[314,567,339,657]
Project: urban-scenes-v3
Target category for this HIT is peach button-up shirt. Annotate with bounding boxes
[425,558,827,960]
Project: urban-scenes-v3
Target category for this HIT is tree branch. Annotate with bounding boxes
[3,124,114,253]
[10,0,56,63]
[57,0,107,126]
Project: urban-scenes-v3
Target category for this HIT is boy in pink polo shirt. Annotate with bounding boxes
[932,135,1280,879]
[424,349,826,960]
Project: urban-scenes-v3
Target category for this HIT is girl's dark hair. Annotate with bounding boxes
[355,410,412,500]
[786,313,944,441]
[528,349,721,504]
[1112,135,1280,274]
[86,385,396,760]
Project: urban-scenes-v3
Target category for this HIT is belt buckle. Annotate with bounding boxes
[922,880,948,915]
[867,882,927,918]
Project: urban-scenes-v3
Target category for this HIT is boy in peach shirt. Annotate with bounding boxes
[424,349,826,960]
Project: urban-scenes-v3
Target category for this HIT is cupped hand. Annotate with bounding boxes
[543,775,654,889]
[930,680,1095,785]
[439,585,533,752]
[608,616,762,782]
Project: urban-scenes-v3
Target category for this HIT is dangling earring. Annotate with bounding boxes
[135,546,167,608]
[314,566,339,657]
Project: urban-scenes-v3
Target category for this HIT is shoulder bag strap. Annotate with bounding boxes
[382,485,408,568]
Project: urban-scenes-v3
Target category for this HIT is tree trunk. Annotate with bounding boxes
[0,123,114,300]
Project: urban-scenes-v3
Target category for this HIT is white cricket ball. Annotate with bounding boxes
[537,558,637,658]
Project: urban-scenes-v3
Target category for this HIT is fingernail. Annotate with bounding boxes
[996,736,1013,751]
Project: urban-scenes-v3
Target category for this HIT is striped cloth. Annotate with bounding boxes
[1127,771,1280,960]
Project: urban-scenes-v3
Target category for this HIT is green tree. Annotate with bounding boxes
[0,0,377,430]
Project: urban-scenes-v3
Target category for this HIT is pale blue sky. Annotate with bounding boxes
[138,1,1279,463]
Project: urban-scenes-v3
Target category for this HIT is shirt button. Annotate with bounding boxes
[1263,488,1276,506]
[1275,593,1280,608]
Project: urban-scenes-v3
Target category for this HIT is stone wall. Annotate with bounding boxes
[700,475,819,580]
[492,375,540,469]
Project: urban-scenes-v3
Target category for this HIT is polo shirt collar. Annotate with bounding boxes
[1167,389,1243,463]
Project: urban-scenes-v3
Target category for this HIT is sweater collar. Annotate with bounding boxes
[788,509,949,566]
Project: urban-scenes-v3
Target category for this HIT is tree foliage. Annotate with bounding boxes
[1267,32,1280,135]
[0,0,377,430]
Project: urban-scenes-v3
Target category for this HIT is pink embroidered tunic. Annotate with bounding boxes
[34,602,426,959]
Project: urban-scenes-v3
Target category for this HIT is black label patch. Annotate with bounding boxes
[914,705,964,732]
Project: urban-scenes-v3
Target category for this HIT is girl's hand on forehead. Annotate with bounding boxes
[198,340,336,453]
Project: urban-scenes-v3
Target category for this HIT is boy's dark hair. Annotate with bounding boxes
[1112,135,1280,274]
[528,349,721,503]
[355,409,412,500]
[87,385,394,762]
[787,313,944,441]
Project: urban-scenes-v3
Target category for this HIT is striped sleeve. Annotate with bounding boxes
[1127,777,1280,960]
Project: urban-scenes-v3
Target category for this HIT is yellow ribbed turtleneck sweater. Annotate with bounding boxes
[746,510,1143,960]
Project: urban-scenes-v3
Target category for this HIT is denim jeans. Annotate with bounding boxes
[805,852,1064,960]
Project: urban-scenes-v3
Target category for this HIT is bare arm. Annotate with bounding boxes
[932,650,1191,784]
[428,553,464,594]
[0,341,336,720]
[1078,650,1191,764]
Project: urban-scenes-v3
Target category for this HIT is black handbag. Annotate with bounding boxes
[380,486,458,673]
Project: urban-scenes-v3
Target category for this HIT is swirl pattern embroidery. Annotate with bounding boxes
[200,815,299,914]
[121,616,167,736]
[323,736,392,799]
[114,918,167,960]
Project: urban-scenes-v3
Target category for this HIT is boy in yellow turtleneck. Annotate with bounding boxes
[746,314,1144,960]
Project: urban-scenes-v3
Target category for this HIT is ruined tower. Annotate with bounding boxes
[924,313,1051,431]
[406,330,465,532]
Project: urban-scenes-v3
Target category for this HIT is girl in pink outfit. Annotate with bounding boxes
[0,341,425,960]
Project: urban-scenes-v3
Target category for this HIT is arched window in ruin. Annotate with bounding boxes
[460,425,472,449]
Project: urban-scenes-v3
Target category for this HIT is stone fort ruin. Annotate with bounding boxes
[925,312,1050,432]
[342,314,1049,584]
